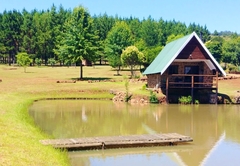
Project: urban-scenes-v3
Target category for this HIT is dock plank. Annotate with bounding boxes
[40,133,192,150]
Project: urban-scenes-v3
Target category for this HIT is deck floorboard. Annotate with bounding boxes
[40,133,193,150]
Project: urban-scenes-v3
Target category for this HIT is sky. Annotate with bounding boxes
[0,0,240,34]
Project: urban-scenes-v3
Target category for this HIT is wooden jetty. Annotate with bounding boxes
[40,133,193,150]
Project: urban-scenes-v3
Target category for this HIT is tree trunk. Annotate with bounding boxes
[116,65,121,75]
[80,63,83,79]
[8,53,11,66]
[130,65,134,78]
[99,56,102,65]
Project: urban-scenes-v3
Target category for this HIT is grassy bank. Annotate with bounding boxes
[0,65,146,165]
[0,64,239,165]
[0,95,69,165]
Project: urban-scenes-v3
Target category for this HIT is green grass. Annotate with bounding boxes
[0,94,69,165]
[0,65,146,165]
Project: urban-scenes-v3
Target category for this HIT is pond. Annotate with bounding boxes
[29,100,240,166]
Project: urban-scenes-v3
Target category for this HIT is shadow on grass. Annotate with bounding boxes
[71,77,112,81]
[25,71,35,73]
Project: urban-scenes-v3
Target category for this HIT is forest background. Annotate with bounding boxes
[0,5,240,78]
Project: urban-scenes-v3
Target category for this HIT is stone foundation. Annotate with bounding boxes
[146,74,161,89]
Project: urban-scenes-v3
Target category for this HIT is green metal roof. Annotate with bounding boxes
[143,32,226,76]
[143,33,192,75]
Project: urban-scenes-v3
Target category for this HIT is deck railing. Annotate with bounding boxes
[165,74,218,89]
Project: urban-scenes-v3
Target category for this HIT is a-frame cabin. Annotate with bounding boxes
[143,32,226,103]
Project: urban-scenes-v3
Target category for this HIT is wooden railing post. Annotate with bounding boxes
[166,76,169,103]
[191,75,194,104]
[216,71,218,104]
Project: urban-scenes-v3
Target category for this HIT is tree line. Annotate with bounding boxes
[206,33,240,72]
[0,5,239,78]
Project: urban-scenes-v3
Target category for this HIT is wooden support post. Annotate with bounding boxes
[102,142,105,150]
[191,75,194,104]
[216,71,218,104]
[166,76,169,103]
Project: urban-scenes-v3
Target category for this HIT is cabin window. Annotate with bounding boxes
[184,66,199,74]
[184,66,191,74]
[169,65,178,74]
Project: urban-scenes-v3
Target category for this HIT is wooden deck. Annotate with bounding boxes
[40,133,193,150]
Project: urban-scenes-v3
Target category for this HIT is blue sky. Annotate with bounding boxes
[1,0,240,33]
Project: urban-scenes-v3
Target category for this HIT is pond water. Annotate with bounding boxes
[29,100,240,166]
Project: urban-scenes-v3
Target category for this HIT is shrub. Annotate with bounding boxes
[149,90,159,103]
[228,64,238,72]
[133,75,140,79]
[48,58,56,67]
[195,100,199,104]
[16,52,32,73]
[142,84,147,90]
[35,58,42,67]
[178,96,192,104]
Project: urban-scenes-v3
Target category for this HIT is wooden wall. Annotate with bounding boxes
[177,37,209,60]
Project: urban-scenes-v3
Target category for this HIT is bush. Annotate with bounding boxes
[48,58,56,67]
[195,100,199,104]
[178,96,192,104]
[16,52,32,73]
[228,64,239,72]
[35,58,42,67]
[142,84,147,90]
[149,90,159,103]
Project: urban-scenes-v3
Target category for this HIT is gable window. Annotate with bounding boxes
[169,65,178,74]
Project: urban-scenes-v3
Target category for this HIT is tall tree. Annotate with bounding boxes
[141,16,161,47]
[55,6,99,79]
[49,4,70,62]
[2,10,23,65]
[53,5,71,65]
[21,9,36,57]
[142,45,163,67]
[235,37,240,66]
[33,11,52,64]
[93,13,115,64]
[166,34,184,44]
[188,23,210,42]
[49,5,58,59]
[105,21,133,75]
[126,17,142,43]
[205,36,224,62]
[172,21,188,35]
[0,13,7,63]
[222,38,238,67]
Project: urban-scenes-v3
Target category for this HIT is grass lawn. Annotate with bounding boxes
[0,64,239,165]
[0,64,146,166]
[218,76,240,97]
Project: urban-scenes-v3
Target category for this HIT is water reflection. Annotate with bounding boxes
[29,100,240,166]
